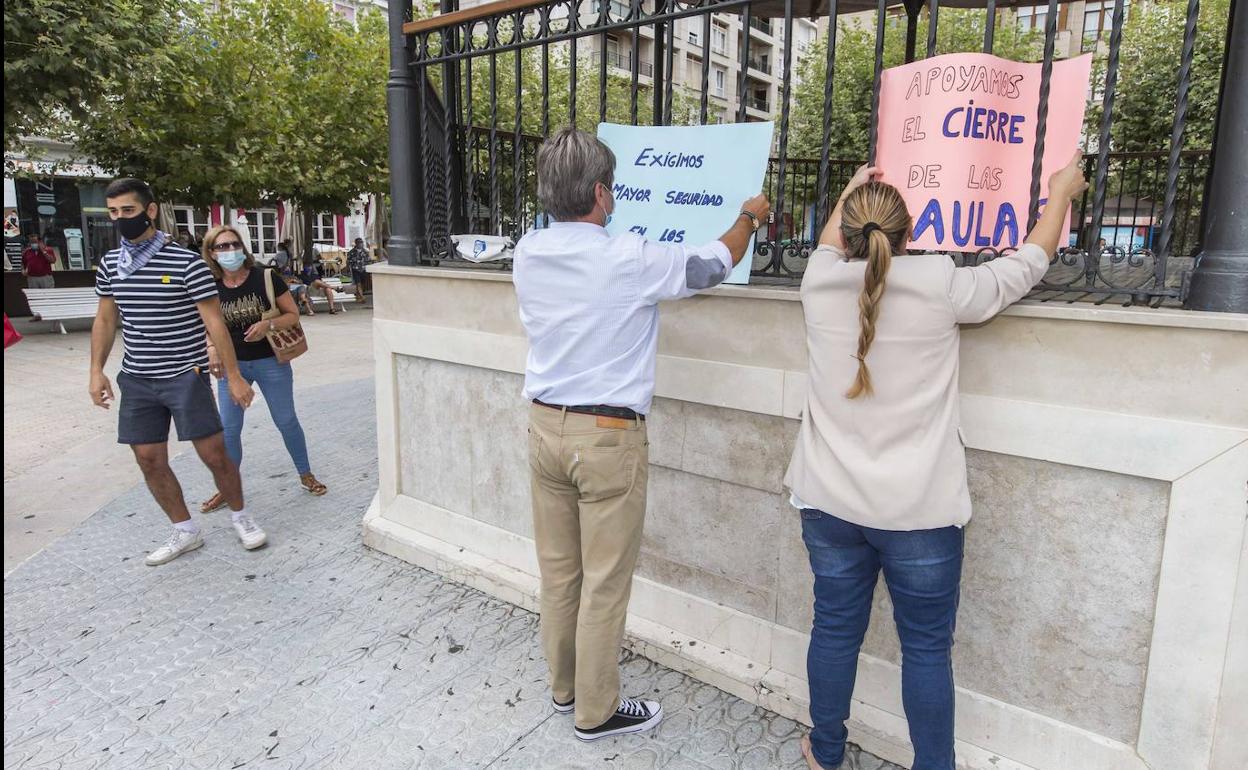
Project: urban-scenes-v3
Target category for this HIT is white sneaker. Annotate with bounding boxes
[146,529,204,566]
[232,514,267,550]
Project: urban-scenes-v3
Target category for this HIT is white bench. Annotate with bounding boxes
[22,287,99,334]
[307,277,358,311]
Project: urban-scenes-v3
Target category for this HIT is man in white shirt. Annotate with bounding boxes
[514,128,769,741]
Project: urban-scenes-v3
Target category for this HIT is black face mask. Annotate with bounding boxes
[115,209,153,241]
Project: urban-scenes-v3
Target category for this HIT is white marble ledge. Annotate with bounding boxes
[369,263,1248,332]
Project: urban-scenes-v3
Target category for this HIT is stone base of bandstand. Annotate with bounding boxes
[364,264,1248,770]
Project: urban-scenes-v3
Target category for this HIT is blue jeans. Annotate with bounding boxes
[801,509,963,770]
[217,357,311,475]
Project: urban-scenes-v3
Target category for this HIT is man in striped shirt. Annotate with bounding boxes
[89,178,266,566]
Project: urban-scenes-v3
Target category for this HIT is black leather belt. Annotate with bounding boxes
[533,399,645,422]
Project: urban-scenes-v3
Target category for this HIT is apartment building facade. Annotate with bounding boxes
[454,0,824,124]
[593,8,822,123]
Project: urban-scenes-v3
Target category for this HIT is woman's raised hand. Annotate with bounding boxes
[1047,151,1089,203]
[842,164,880,199]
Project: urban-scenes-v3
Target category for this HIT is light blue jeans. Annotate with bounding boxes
[217,356,311,475]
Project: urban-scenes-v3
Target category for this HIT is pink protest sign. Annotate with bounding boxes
[875,52,1092,253]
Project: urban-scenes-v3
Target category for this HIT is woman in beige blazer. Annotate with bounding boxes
[791,156,1088,770]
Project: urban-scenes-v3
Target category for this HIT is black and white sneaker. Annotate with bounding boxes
[573,697,663,741]
[552,697,575,714]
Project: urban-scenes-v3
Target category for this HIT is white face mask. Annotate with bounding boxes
[599,184,614,226]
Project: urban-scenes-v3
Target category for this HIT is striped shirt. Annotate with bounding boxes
[95,242,218,378]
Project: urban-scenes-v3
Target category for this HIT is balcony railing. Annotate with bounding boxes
[746,57,772,75]
[606,50,654,77]
[746,95,770,113]
[749,17,772,35]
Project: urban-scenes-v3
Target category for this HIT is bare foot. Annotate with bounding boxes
[802,735,828,770]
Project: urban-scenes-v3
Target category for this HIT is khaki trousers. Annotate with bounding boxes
[528,403,648,730]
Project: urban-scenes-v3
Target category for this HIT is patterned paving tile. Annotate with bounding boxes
[4,379,902,770]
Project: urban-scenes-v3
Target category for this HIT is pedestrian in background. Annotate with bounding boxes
[281,260,315,315]
[787,155,1088,770]
[88,178,264,566]
[275,239,292,271]
[22,233,57,288]
[513,128,770,741]
[300,257,343,313]
[346,237,370,304]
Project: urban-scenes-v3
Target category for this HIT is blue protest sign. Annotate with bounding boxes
[597,122,775,285]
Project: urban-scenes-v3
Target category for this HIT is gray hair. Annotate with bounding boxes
[536,128,615,221]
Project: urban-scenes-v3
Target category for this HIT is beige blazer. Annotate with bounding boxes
[783,242,1050,530]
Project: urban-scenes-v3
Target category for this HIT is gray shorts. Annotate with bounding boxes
[117,369,223,445]
[26,275,54,289]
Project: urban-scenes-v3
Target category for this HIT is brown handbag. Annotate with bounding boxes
[262,268,308,364]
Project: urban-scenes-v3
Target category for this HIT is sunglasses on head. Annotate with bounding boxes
[211,240,245,252]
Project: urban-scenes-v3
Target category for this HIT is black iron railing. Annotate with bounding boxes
[390,0,1234,305]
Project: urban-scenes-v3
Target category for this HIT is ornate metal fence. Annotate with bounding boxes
[386,0,1237,306]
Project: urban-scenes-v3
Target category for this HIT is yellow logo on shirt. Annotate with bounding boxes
[161,275,171,283]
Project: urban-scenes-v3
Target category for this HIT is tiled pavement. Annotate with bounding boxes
[3,377,901,770]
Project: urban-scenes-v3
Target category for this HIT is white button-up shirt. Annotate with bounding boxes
[513,221,734,415]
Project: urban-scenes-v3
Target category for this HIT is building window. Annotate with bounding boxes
[711,23,728,55]
[314,213,337,245]
[239,209,278,258]
[688,29,701,47]
[795,23,817,54]
[599,0,630,17]
[713,66,726,97]
[1082,1,1128,52]
[1016,5,1049,32]
[172,207,210,244]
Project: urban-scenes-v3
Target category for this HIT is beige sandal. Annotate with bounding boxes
[300,473,328,496]
[200,491,228,513]
[800,736,826,770]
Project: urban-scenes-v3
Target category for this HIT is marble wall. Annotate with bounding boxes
[393,354,1170,746]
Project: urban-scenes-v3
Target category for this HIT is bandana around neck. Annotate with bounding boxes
[116,231,169,280]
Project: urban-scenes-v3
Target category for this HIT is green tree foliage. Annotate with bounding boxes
[1079,0,1229,258]
[789,11,1042,162]
[72,0,388,212]
[1084,0,1229,152]
[2,0,179,150]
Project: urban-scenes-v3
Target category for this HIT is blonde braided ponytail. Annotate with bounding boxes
[840,182,912,399]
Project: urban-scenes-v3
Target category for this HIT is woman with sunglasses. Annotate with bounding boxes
[198,225,329,513]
